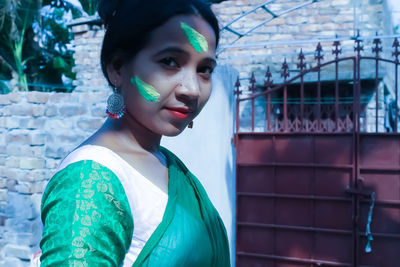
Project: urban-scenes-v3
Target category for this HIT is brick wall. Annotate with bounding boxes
[213,0,384,82]
[0,90,108,266]
[70,22,108,92]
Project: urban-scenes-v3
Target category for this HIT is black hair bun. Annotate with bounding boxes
[97,0,120,26]
[98,0,144,28]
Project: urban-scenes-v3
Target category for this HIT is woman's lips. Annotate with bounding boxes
[166,107,192,119]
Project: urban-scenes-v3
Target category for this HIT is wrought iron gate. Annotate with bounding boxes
[234,37,400,266]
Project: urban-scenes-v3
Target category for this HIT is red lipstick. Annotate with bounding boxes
[166,107,191,119]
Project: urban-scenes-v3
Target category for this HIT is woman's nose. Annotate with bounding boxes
[176,72,200,100]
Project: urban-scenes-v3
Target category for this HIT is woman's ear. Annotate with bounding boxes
[106,52,126,87]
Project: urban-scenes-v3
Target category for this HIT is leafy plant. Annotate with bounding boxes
[0,0,93,92]
[0,0,40,91]
[79,0,96,16]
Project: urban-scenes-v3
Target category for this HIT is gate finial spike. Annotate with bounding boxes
[332,39,342,58]
[315,42,324,64]
[234,76,242,97]
[372,34,382,57]
[265,66,273,88]
[354,30,364,55]
[297,49,306,71]
[281,58,290,80]
[249,72,256,93]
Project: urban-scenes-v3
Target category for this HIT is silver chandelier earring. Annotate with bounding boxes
[106,84,126,119]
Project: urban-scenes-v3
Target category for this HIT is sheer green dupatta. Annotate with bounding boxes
[133,147,230,267]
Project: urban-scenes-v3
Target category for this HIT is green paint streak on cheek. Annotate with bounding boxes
[130,76,160,102]
[180,22,208,53]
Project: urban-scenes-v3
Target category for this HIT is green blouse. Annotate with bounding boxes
[40,147,230,266]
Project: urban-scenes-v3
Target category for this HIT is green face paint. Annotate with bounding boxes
[180,22,209,53]
[130,76,160,102]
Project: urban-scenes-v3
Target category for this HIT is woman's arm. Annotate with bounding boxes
[40,160,134,267]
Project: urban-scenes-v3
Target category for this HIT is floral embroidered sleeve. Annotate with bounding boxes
[40,160,134,267]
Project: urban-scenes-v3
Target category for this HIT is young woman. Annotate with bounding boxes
[38,0,230,266]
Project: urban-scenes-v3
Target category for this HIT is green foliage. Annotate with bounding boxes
[0,0,93,93]
[0,0,40,91]
[0,80,11,94]
[33,3,77,85]
[79,0,97,16]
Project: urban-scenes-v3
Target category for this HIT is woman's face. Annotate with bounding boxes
[111,15,217,136]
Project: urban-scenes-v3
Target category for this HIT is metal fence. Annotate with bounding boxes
[234,36,400,266]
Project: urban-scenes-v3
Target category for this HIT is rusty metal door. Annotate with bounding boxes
[234,37,400,266]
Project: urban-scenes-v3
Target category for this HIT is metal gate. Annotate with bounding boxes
[234,37,400,266]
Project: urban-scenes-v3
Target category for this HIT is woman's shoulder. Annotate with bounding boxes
[46,145,161,214]
[57,144,123,173]
[43,145,131,204]
[42,159,126,204]
[54,144,140,185]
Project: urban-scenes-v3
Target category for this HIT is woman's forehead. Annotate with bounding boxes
[142,15,217,55]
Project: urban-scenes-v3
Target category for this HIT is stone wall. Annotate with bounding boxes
[3,13,108,267]
[0,90,108,266]
[69,22,108,93]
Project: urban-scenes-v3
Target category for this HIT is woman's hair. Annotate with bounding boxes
[97,0,220,85]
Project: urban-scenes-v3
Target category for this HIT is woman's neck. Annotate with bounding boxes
[99,116,162,155]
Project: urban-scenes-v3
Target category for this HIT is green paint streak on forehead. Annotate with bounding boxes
[130,76,160,102]
[180,22,209,53]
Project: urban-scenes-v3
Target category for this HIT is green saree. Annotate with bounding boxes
[40,147,230,266]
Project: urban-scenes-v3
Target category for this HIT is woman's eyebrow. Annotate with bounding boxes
[153,47,217,64]
[153,47,189,57]
[204,57,217,67]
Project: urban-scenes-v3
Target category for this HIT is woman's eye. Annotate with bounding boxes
[198,66,214,79]
[198,66,214,74]
[160,57,179,68]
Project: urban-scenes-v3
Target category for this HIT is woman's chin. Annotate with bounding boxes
[161,123,188,137]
